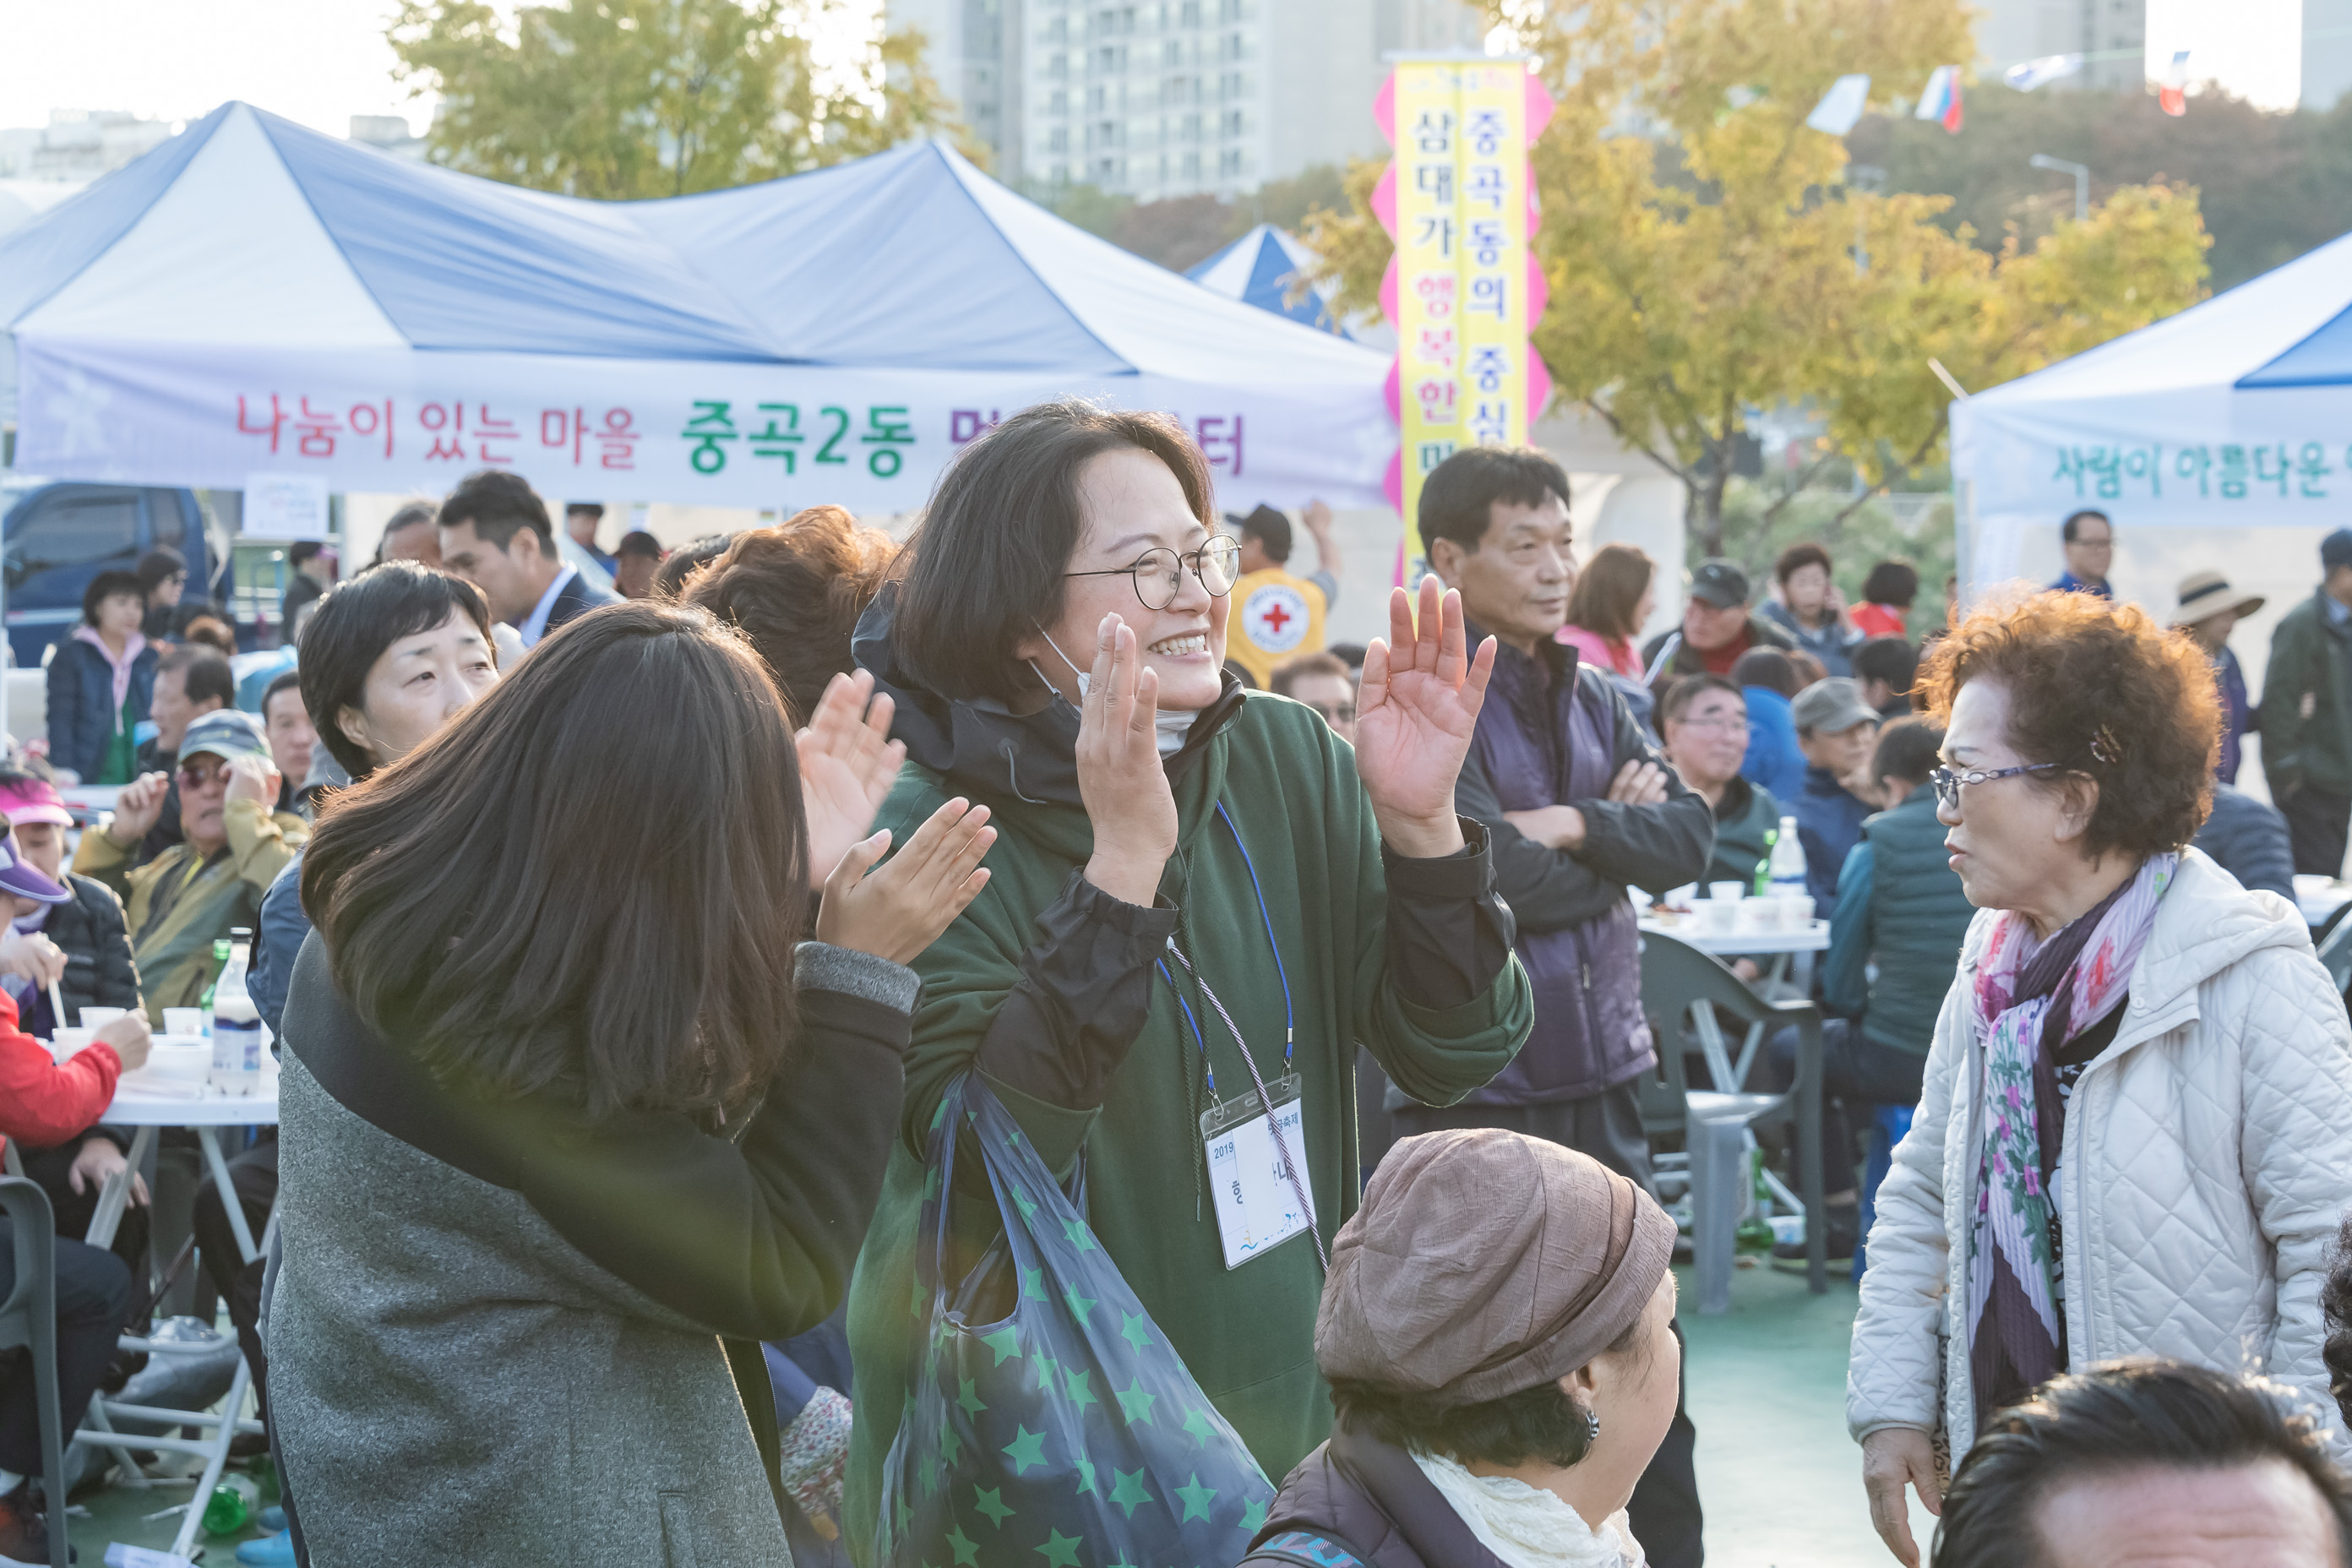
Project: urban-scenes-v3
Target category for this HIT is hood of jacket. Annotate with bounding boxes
[851,584,1246,809]
[1957,847,2311,1022]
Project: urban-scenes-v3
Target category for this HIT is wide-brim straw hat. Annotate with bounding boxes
[2171,569,2263,628]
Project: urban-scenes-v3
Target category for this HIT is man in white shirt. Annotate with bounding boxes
[437,471,619,650]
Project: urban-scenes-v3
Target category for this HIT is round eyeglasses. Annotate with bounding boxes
[1064,536,1244,611]
[1929,762,2061,810]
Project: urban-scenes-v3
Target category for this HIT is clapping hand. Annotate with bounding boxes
[814,798,997,966]
[1075,614,1179,906]
[1354,578,1497,858]
[798,670,907,891]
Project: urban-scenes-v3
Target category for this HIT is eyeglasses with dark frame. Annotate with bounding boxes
[1063,536,1244,612]
[1930,762,2061,811]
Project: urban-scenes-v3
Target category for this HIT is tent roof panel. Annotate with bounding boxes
[0,103,220,328]
[626,142,1124,373]
[19,104,405,347]
[1185,224,1341,334]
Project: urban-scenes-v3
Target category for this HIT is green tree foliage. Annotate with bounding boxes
[1852,85,2352,293]
[1304,0,2213,551]
[388,0,963,199]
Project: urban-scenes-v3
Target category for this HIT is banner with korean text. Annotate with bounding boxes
[8,337,1393,514]
[1371,57,1556,536]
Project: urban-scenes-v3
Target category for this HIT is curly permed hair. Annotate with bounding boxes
[1914,590,2218,863]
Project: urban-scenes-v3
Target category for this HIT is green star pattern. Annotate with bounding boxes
[945,1524,980,1566]
[972,1486,1015,1528]
[1064,1367,1100,1414]
[895,1494,912,1536]
[956,1377,987,1418]
[1183,1407,1218,1448]
[1014,1190,1038,1222]
[1241,1498,1268,1532]
[1175,1473,1219,1523]
[1001,1424,1048,1474]
[1021,1266,1046,1301]
[981,1326,1021,1366]
[919,1450,941,1496]
[939,1427,963,1467]
[1074,1456,1100,1497]
[1108,1467,1153,1519]
[1035,1528,1084,1568]
[925,1165,942,1200]
[931,1098,953,1131]
[1031,1351,1059,1393]
[1062,1217,1098,1252]
[1063,1283,1097,1321]
[1115,1380,1158,1426]
[1119,1312,1153,1353]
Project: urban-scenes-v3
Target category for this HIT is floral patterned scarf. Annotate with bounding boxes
[1964,852,2175,1427]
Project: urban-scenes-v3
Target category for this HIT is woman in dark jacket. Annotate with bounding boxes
[46,571,157,785]
[272,602,997,1566]
[1242,1130,1680,1568]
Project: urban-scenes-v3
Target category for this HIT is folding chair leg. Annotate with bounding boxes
[1689,1113,1745,1315]
[28,1276,67,1568]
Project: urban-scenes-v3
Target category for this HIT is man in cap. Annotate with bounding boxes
[1224,500,1343,689]
[1240,1130,1682,1568]
[74,710,309,1021]
[612,529,667,600]
[1790,676,1883,909]
[0,830,149,1565]
[2173,569,2263,786]
[2261,529,2352,876]
[1640,558,1797,683]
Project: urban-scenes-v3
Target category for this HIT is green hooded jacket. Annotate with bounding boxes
[841,616,1533,1562]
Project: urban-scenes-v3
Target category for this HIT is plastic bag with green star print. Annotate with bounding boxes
[874,1073,1277,1568]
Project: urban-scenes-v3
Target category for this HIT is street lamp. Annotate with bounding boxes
[2028,154,2089,224]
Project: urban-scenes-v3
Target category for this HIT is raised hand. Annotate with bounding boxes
[798,669,907,891]
[223,754,282,808]
[104,771,172,850]
[1354,577,1497,858]
[814,798,996,966]
[1076,613,1179,906]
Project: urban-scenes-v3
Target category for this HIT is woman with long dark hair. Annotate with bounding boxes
[840,401,1534,1551]
[270,602,996,1565]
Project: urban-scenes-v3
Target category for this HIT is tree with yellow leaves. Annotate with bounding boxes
[1308,0,2213,553]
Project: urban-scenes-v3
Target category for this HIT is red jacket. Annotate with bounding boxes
[0,989,120,1153]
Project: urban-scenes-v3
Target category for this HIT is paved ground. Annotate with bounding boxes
[1684,1258,1936,1568]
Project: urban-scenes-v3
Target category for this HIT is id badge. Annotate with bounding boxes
[1200,1073,1315,1271]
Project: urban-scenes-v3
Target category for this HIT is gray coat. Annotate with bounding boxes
[268,934,918,1566]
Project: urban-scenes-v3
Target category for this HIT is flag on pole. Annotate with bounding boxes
[1915,66,1963,133]
[1805,74,1871,135]
[2003,53,2083,91]
[2157,50,2191,116]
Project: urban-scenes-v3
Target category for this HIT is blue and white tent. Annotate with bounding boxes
[0,104,1391,511]
[1184,224,1347,336]
[1954,226,2352,587]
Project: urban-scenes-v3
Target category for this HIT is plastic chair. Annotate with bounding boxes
[0,1178,72,1568]
[1850,1103,1916,1283]
[1637,930,1827,1313]
[2316,912,2352,1020]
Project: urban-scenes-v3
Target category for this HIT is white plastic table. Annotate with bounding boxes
[1639,917,1832,1091]
[76,1062,279,1560]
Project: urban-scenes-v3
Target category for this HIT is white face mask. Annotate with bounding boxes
[1031,627,1196,754]
[1029,627,1090,703]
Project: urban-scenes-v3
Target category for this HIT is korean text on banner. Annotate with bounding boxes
[1378,57,1553,536]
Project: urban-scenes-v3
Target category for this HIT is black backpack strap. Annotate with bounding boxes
[1243,1528,1371,1568]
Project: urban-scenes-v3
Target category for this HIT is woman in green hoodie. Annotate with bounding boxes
[839,402,1536,1559]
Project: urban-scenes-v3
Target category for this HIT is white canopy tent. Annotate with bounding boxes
[0,104,1393,515]
[1954,226,2352,596]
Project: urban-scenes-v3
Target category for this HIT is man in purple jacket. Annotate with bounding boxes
[1394,444,1714,1566]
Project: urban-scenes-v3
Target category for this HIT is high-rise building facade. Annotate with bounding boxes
[1973,0,2148,93]
[889,0,1487,199]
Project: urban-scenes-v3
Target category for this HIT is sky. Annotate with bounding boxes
[0,0,2309,141]
[0,0,890,139]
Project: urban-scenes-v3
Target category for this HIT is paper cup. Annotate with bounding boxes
[1694,900,1736,934]
[1709,881,1748,904]
[1779,895,1816,930]
[146,1040,210,1083]
[79,1007,126,1031]
[50,1028,92,1063]
[163,1008,208,1037]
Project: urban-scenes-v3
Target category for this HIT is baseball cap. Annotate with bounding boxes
[2325,529,2352,571]
[0,777,73,830]
[1688,559,1750,610]
[178,710,271,766]
[1792,677,1881,737]
[0,832,68,906]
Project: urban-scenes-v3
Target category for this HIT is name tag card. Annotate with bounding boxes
[1200,1073,1315,1271]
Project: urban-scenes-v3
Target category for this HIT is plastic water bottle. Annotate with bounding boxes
[203,1472,259,1535]
[1767,815,1809,897]
[210,928,261,1096]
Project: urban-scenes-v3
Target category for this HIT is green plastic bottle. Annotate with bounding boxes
[203,1473,259,1536]
[1753,827,1776,897]
[199,939,231,1010]
[1734,1146,1778,1254]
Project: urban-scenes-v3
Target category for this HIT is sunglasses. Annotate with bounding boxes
[177,760,233,792]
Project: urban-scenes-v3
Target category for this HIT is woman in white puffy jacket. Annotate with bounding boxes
[1846,593,2352,1566]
